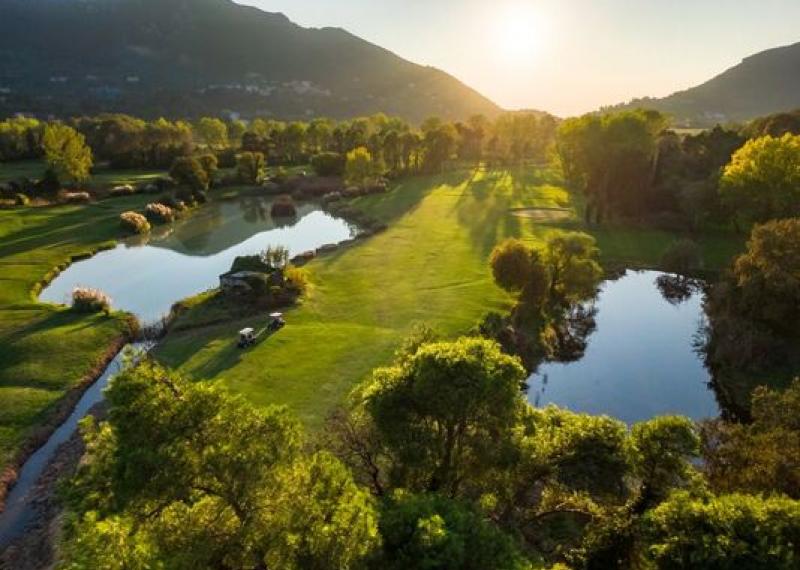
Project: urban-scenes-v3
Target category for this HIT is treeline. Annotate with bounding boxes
[0,111,558,175]
[60,333,800,569]
[556,107,800,231]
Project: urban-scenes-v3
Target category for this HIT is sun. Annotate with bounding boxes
[495,4,548,65]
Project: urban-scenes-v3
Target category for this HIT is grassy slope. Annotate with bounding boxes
[0,159,164,188]
[0,193,153,470]
[156,167,744,428]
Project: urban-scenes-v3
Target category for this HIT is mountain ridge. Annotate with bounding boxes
[0,0,501,122]
[612,41,800,126]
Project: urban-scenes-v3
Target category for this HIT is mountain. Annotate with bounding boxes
[0,0,501,122]
[614,41,800,126]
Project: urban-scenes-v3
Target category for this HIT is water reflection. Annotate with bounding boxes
[527,270,719,424]
[40,197,356,323]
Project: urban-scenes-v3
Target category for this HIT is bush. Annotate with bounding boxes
[61,191,91,204]
[271,194,297,218]
[120,211,151,235]
[145,203,176,224]
[311,152,346,177]
[285,266,309,294]
[14,193,30,206]
[170,156,209,192]
[661,239,702,275]
[110,184,136,197]
[72,287,112,313]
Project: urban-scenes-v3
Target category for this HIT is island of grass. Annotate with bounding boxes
[155,165,745,428]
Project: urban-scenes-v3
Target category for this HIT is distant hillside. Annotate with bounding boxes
[613,42,800,126]
[0,0,501,122]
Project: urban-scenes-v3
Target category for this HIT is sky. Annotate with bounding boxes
[240,0,800,117]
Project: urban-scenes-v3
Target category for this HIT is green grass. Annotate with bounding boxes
[0,193,154,470]
[156,166,746,429]
[0,159,164,188]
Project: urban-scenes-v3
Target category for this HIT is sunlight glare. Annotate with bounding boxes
[495,3,548,66]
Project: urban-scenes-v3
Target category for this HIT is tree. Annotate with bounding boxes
[378,493,530,570]
[42,123,93,184]
[63,361,379,569]
[423,123,459,172]
[311,152,346,177]
[728,218,800,330]
[701,380,800,499]
[490,238,550,309]
[227,119,247,147]
[359,337,525,496]
[643,492,800,570]
[170,156,210,192]
[196,117,228,150]
[345,146,374,188]
[720,133,800,224]
[660,239,702,275]
[236,151,267,185]
[557,110,667,222]
[545,232,603,305]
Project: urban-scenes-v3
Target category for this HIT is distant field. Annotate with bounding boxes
[156,166,745,429]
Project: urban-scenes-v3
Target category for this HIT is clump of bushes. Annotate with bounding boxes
[661,239,702,275]
[285,265,309,294]
[72,287,112,313]
[120,211,151,235]
[145,203,176,224]
[15,193,30,206]
[61,191,91,204]
[270,194,297,218]
[311,152,346,177]
[110,184,136,197]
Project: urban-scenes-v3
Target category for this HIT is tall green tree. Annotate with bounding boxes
[63,361,379,570]
[42,123,93,184]
[345,146,375,188]
[196,117,229,150]
[236,151,267,185]
[720,133,800,225]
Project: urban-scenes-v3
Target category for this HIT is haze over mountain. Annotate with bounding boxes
[0,0,501,122]
[614,41,800,126]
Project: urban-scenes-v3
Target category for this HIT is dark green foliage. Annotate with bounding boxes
[311,152,346,177]
[702,380,800,499]
[378,493,531,570]
[230,255,271,274]
[660,239,702,275]
[170,156,210,192]
[236,151,266,185]
[271,194,297,217]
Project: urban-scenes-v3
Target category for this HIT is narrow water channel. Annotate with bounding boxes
[0,344,151,548]
[527,270,719,424]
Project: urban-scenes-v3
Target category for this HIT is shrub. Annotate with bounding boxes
[237,151,267,185]
[271,194,297,218]
[14,193,30,206]
[72,287,112,313]
[170,156,209,192]
[120,211,151,235]
[285,266,309,294]
[145,203,176,224]
[110,184,136,197]
[311,152,346,177]
[661,239,702,275]
[62,191,91,204]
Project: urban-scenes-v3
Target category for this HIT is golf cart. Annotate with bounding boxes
[268,312,286,331]
[238,328,256,348]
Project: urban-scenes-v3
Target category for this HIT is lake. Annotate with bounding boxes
[527,270,719,424]
[40,196,356,323]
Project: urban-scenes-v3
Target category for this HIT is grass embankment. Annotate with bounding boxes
[156,166,744,428]
[0,159,164,189]
[0,194,154,476]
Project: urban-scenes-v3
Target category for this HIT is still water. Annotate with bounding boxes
[40,197,356,323]
[527,270,719,424]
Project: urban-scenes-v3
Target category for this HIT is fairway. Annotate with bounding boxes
[0,194,152,473]
[156,167,744,427]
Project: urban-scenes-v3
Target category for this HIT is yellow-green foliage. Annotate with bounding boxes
[119,211,151,235]
[285,265,310,294]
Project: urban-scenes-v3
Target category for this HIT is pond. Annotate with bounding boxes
[527,270,719,424]
[40,196,357,323]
